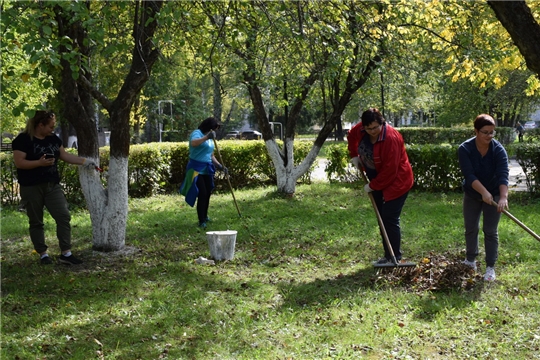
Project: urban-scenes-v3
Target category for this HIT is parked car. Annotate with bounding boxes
[224,131,240,139]
[523,120,540,130]
[240,130,262,140]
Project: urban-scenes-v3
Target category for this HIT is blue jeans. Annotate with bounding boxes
[463,192,501,267]
[20,182,72,254]
[371,191,409,260]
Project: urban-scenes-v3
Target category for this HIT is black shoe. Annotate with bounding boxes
[373,257,391,265]
[58,254,83,265]
[40,256,53,265]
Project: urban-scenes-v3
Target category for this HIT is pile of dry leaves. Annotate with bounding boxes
[372,252,483,292]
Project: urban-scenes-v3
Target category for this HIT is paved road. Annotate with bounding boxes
[312,158,530,192]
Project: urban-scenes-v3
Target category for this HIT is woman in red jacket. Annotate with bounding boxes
[348,108,414,265]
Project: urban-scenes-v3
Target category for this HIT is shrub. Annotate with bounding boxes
[323,141,540,194]
[515,143,540,194]
[0,152,19,205]
[0,141,315,206]
[397,126,516,146]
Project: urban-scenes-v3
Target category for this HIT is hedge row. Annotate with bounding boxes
[0,140,314,206]
[323,142,540,194]
[396,126,520,145]
[2,134,539,207]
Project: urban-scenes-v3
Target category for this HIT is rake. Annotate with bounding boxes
[491,200,540,242]
[358,168,416,268]
[214,138,241,217]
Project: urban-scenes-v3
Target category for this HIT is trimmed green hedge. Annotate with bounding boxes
[397,126,516,146]
[515,143,540,194]
[2,131,538,206]
[0,141,314,206]
[323,142,540,194]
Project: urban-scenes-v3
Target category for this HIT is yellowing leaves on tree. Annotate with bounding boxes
[493,76,503,89]
[526,75,540,96]
[462,59,473,77]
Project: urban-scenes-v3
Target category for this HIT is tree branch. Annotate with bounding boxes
[78,75,113,111]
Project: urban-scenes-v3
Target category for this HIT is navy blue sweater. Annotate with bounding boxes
[458,137,509,200]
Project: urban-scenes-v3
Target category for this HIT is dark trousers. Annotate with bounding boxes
[196,174,213,224]
[371,191,409,260]
[20,183,72,254]
[463,192,501,267]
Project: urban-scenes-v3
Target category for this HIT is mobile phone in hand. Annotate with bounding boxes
[45,154,54,159]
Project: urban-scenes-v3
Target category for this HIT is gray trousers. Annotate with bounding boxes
[463,192,501,267]
[20,183,72,254]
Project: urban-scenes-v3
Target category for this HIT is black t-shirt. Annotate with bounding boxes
[12,132,62,186]
[358,135,378,181]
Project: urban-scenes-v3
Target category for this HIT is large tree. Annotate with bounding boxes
[196,1,389,194]
[3,1,164,251]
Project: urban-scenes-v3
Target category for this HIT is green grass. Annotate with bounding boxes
[2,184,540,359]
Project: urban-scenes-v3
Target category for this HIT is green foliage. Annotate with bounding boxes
[0,44,57,134]
[324,138,540,194]
[515,143,540,194]
[2,188,540,358]
[524,128,540,143]
[0,153,19,205]
[407,145,462,192]
[397,126,516,146]
[323,142,350,183]
[128,145,172,198]
[0,141,315,206]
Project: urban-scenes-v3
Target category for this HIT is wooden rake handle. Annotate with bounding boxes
[491,200,540,242]
[213,138,241,217]
[358,168,399,263]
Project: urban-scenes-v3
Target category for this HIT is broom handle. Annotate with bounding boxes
[491,200,540,242]
[359,168,399,263]
[214,138,241,217]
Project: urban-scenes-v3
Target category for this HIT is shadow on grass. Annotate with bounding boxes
[276,266,380,310]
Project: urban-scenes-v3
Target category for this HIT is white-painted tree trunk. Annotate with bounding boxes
[266,138,321,194]
[79,156,128,251]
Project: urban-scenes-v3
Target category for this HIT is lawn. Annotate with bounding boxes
[2,183,540,359]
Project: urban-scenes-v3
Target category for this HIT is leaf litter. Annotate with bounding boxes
[371,252,483,292]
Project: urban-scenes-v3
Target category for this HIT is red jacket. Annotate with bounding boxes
[347,122,413,201]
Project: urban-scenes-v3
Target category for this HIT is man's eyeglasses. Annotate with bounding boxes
[479,130,496,136]
[365,124,381,132]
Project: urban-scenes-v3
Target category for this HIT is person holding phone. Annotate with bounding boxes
[12,110,97,265]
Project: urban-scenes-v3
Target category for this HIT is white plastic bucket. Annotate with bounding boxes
[206,230,237,260]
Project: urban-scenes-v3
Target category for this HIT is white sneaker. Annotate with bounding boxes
[462,259,477,271]
[484,267,496,281]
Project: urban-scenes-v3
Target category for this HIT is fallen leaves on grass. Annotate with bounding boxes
[372,252,483,292]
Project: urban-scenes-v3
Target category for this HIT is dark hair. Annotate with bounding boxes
[361,108,385,127]
[198,117,220,133]
[474,114,496,130]
[25,110,56,140]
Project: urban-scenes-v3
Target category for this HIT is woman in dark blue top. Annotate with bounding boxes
[458,114,509,282]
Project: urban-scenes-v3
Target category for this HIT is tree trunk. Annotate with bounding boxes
[244,52,380,195]
[55,6,109,250]
[57,1,163,251]
[267,139,321,194]
[488,1,540,77]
